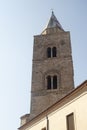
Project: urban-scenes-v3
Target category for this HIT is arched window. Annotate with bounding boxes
[47,47,51,58]
[52,47,57,57]
[47,75,58,90]
[47,76,51,89]
[53,75,57,89]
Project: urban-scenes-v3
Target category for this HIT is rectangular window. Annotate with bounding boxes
[66,113,75,130]
[41,127,46,130]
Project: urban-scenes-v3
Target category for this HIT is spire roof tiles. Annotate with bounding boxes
[46,11,63,30]
[41,11,64,34]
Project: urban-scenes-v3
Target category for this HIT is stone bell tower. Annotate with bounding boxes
[30,11,74,118]
[20,11,74,125]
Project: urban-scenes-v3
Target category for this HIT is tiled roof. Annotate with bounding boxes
[46,11,63,30]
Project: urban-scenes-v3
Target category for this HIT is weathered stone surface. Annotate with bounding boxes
[20,13,74,126]
[30,30,74,118]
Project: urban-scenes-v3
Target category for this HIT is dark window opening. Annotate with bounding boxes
[41,127,46,130]
[53,75,57,89]
[52,47,57,57]
[66,113,75,130]
[47,47,51,58]
[47,75,58,90]
[47,76,51,89]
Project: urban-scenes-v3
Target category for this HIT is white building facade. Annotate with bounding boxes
[19,81,87,130]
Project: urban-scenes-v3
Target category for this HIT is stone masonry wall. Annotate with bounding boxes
[30,31,74,117]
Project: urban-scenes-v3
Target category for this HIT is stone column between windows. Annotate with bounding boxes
[51,76,53,89]
[51,48,52,58]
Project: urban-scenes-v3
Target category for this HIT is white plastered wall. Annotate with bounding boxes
[26,92,87,130]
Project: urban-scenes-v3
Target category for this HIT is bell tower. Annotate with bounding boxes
[30,11,74,118]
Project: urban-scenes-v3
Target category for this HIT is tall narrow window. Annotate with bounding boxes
[47,47,51,58]
[66,113,75,130]
[47,75,58,90]
[53,75,57,89]
[47,76,51,89]
[52,47,57,57]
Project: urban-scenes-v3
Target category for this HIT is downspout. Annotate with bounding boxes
[46,116,49,130]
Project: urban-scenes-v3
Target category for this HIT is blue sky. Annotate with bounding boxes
[0,1,87,130]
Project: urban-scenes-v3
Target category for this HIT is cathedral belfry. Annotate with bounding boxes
[20,11,74,125]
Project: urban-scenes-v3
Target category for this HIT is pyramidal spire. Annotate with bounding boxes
[41,11,64,34]
[46,11,63,30]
